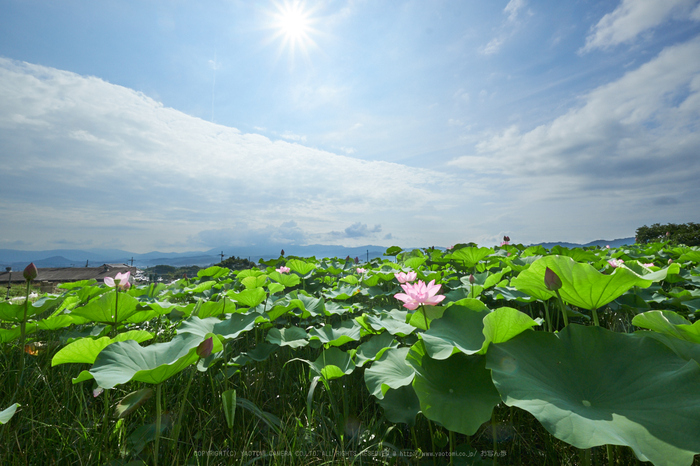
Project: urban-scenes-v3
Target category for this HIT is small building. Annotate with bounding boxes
[0,264,137,293]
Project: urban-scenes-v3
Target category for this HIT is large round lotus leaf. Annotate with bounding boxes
[89,332,223,388]
[52,330,154,366]
[376,384,421,426]
[407,343,500,436]
[486,325,700,466]
[266,326,309,349]
[226,287,266,308]
[0,296,62,322]
[309,347,355,380]
[177,314,258,340]
[364,347,415,399]
[511,255,679,310]
[421,305,490,359]
[286,258,316,275]
[309,320,361,347]
[354,331,398,367]
[71,291,140,324]
[364,311,416,336]
[632,310,700,343]
[479,306,540,354]
[448,247,494,268]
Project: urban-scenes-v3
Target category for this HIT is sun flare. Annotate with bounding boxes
[269,1,318,62]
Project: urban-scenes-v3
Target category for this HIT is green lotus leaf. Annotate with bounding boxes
[407,305,446,330]
[242,275,268,289]
[38,314,89,330]
[89,332,222,388]
[407,342,500,436]
[0,323,37,343]
[479,306,540,354]
[324,284,361,300]
[52,330,154,366]
[364,310,416,336]
[289,292,325,318]
[309,347,355,380]
[227,287,266,308]
[196,266,230,279]
[244,342,278,361]
[376,384,420,426]
[0,403,20,424]
[269,271,301,288]
[354,332,398,367]
[632,310,700,344]
[266,326,309,349]
[196,298,236,318]
[70,291,140,324]
[421,305,491,359]
[448,247,494,268]
[678,250,700,264]
[184,280,216,293]
[0,296,62,322]
[486,325,700,466]
[177,314,259,341]
[365,347,415,399]
[512,255,679,310]
[286,258,317,276]
[308,320,361,347]
[114,388,153,419]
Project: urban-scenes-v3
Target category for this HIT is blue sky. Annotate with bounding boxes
[1,0,699,253]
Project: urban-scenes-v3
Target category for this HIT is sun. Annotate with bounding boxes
[269,1,318,63]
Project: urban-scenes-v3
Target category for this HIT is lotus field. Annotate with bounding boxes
[2,242,700,465]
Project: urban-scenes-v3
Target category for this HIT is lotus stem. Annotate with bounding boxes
[154,383,162,466]
[591,307,600,326]
[554,289,569,327]
[172,366,196,448]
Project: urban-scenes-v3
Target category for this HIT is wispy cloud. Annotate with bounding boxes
[581,0,700,53]
[450,37,700,228]
[480,0,530,55]
[0,58,463,252]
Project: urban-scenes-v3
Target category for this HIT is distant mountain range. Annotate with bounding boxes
[0,237,635,270]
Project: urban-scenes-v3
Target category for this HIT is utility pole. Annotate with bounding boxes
[129,257,134,267]
[366,249,369,263]
[220,251,225,262]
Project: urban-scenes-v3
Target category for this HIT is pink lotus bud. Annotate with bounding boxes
[503,235,510,243]
[354,257,359,264]
[666,232,670,237]
[197,337,214,358]
[468,274,475,284]
[23,263,38,281]
[668,259,673,265]
[544,267,562,291]
[280,249,285,256]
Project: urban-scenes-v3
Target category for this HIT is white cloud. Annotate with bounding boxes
[0,58,466,252]
[450,37,700,225]
[480,0,530,55]
[581,0,700,53]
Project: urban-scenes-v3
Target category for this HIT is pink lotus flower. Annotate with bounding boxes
[356,268,367,274]
[608,259,624,268]
[394,280,445,310]
[104,271,131,290]
[276,266,291,273]
[394,271,417,283]
[642,263,654,268]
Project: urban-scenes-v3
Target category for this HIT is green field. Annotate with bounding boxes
[2,241,700,465]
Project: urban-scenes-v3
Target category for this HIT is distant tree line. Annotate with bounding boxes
[636,222,700,247]
[215,256,257,271]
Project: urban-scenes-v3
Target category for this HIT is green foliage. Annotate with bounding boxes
[2,242,700,465]
[636,222,700,246]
